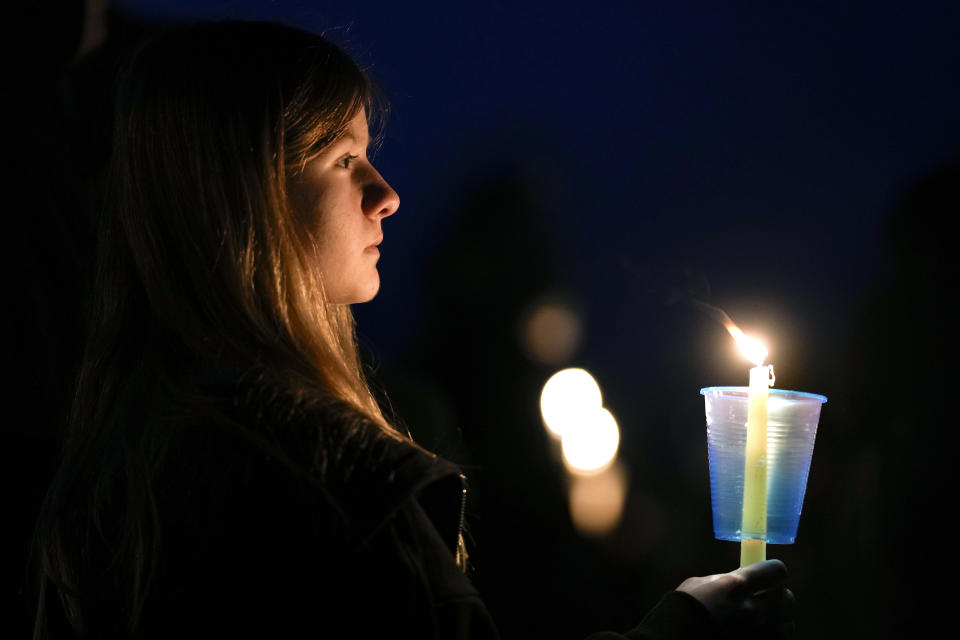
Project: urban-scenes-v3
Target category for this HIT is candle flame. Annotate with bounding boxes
[686,299,769,366]
[725,324,767,366]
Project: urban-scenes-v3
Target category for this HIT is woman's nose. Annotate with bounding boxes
[363,167,399,220]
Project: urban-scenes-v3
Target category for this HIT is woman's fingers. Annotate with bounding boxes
[748,586,795,616]
[745,587,796,639]
[676,561,795,639]
[734,559,788,596]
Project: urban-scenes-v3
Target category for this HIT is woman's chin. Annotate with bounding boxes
[334,276,381,305]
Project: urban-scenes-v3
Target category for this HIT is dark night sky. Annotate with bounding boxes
[43,1,960,636]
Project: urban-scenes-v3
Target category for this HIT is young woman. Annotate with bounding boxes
[33,21,793,639]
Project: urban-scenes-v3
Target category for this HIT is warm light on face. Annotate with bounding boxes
[726,325,768,366]
[561,407,620,474]
[540,368,603,438]
[287,111,399,305]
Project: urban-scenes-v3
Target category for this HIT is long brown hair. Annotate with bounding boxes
[34,21,399,636]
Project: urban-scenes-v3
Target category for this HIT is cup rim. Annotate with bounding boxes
[699,386,827,404]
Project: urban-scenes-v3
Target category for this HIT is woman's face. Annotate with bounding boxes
[288,110,400,304]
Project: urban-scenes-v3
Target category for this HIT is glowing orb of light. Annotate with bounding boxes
[539,368,602,438]
[561,407,620,474]
[520,301,582,366]
[568,463,627,536]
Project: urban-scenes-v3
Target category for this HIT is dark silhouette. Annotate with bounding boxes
[844,165,957,637]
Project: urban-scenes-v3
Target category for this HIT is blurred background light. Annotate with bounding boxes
[520,299,582,366]
[568,462,627,536]
[539,367,602,438]
[561,407,620,475]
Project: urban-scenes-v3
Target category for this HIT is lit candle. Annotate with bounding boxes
[741,363,769,566]
[726,325,772,567]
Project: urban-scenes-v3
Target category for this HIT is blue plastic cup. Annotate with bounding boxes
[700,387,826,544]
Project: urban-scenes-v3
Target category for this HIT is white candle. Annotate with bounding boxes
[722,322,771,567]
[741,364,770,567]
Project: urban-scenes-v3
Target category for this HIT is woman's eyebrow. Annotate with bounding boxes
[317,132,358,157]
[331,131,371,151]
[342,125,372,145]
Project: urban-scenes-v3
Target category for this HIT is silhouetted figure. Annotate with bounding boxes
[3,4,156,634]
[845,166,957,638]
[396,172,576,635]
[4,3,103,634]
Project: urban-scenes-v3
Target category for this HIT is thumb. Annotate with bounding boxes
[734,559,788,595]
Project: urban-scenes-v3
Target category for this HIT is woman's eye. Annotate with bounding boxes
[337,154,359,169]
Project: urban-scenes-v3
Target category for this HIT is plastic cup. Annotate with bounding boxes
[700,387,826,544]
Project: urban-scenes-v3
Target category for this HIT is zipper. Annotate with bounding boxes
[455,473,468,569]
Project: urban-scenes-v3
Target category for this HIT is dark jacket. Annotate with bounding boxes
[41,378,717,638]
[137,382,498,638]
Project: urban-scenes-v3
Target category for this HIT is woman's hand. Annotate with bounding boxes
[676,559,795,639]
